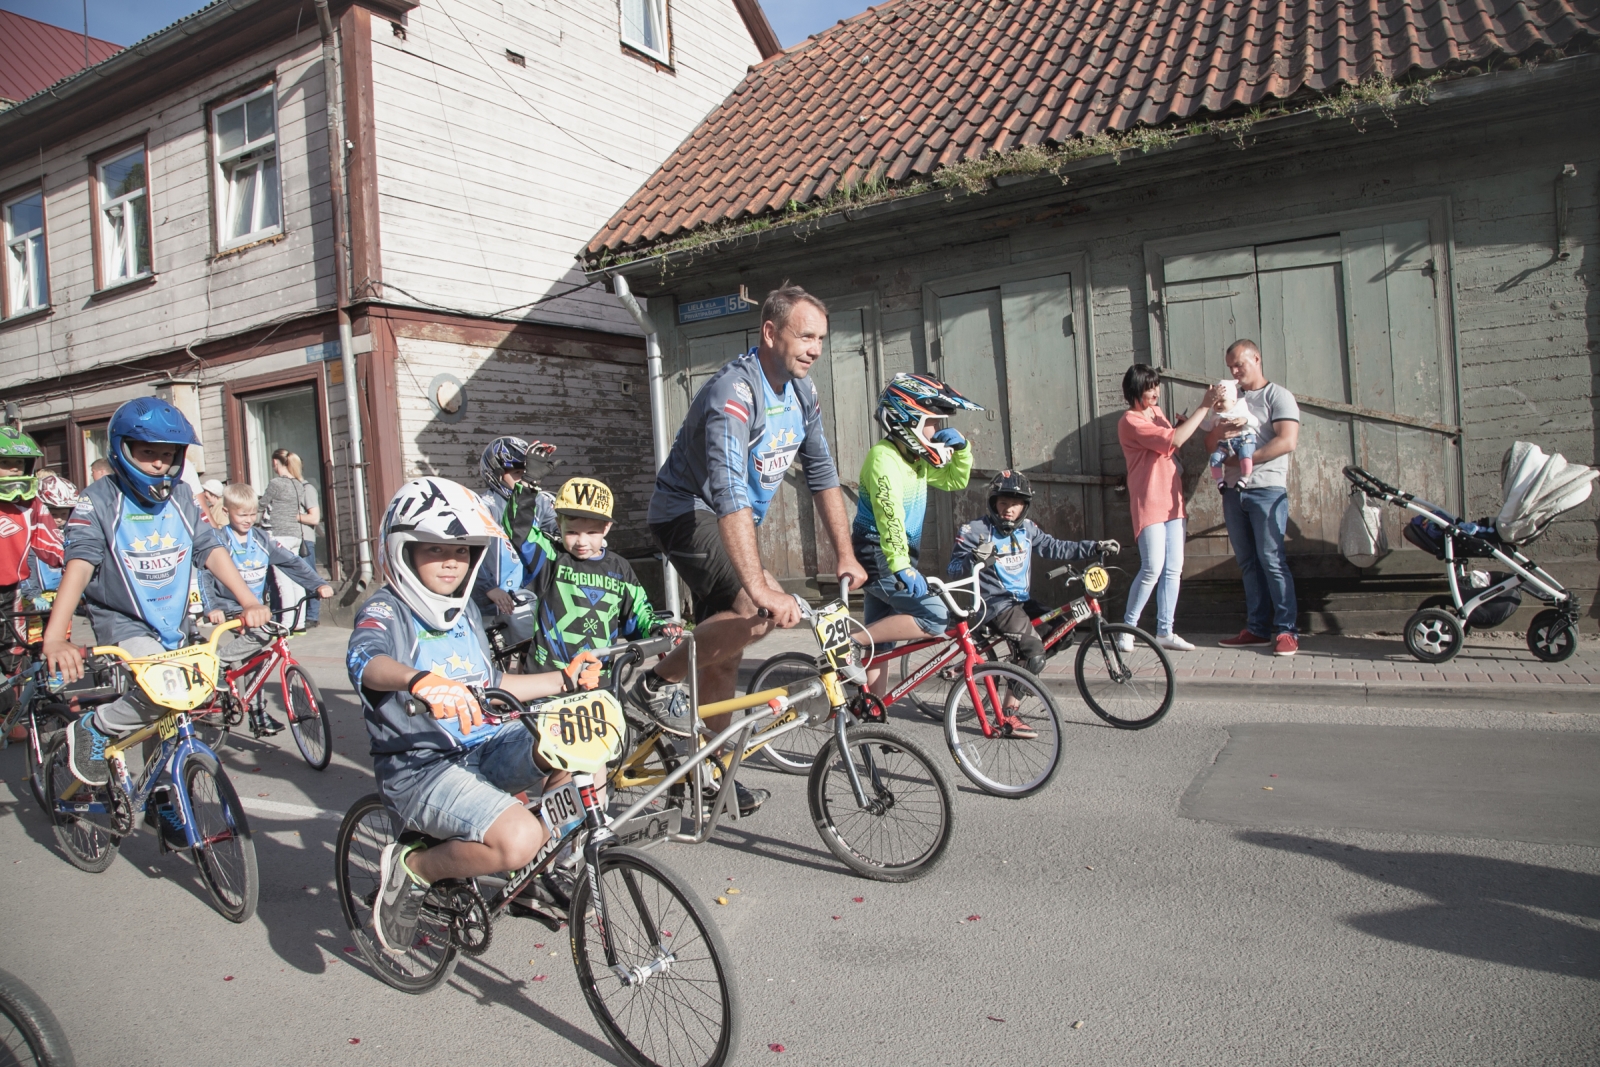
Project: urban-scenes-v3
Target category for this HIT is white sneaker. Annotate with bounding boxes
[1156,634,1195,652]
[1114,634,1134,653]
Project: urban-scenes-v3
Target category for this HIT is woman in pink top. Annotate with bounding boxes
[1117,365,1218,652]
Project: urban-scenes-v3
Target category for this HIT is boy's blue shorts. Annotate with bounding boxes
[861,569,949,636]
[383,724,545,843]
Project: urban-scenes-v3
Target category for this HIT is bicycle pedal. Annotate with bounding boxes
[507,898,565,932]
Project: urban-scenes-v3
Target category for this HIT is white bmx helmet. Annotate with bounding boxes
[379,477,507,630]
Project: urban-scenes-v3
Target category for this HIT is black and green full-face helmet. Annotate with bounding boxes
[0,426,44,503]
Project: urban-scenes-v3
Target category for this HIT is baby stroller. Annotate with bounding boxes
[1343,442,1597,664]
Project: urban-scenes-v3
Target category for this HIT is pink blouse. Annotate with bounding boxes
[1118,407,1185,539]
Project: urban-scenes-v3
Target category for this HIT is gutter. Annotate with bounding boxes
[315,0,374,590]
[609,274,682,620]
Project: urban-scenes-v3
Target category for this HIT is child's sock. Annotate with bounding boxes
[1210,464,1225,486]
[1239,457,1254,478]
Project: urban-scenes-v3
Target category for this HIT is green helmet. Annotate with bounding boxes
[0,426,44,503]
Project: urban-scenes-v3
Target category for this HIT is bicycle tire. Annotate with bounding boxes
[0,967,76,1067]
[808,724,954,882]
[1074,623,1175,729]
[943,663,1063,798]
[26,706,69,810]
[42,740,118,874]
[745,652,834,774]
[183,753,259,923]
[571,846,740,1067]
[335,794,459,994]
[283,666,334,770]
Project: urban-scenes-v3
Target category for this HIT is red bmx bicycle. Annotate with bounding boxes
[198,609,334,770]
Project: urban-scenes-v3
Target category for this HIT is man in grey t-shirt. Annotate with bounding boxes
[1209,339,1301,655]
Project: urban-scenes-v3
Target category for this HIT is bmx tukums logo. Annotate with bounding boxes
[121,533,189,588]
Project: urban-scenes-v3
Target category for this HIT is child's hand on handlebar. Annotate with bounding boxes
[1096,540,1121,555]
[239,603,272,629]
[896,567,929,598]
[43,638,84,684]
[487,587,516,614]
[410,671,484,735]
[206,609,226,625]
[317,584,335,600]
[562,650,603,692]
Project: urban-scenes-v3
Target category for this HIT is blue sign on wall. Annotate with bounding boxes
[678,293,755,325]
[304,341,341,363]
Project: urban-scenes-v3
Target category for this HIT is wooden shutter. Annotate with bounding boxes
[1000,274,1083,472]
[934,287,1010,465]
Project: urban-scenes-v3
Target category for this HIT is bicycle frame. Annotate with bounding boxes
[220,638,298,720]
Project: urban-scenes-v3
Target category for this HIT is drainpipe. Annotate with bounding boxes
[315,0,373,588]
[610,273,680,620]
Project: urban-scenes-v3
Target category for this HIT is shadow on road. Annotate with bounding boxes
[442,954,626,1065]
[1239,831,1600,979]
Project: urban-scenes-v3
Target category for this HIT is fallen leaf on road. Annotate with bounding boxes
[987,1016,1004,1022]
[1263,786,1274,791]
[661,931,672,937]
[1269,774,1278,778]
[728,888,741,894]
[852,897,864,903]
[769,1044,786,1052]
[1085,866,1095,871]
[531,975,547,981]
[831,915,841,920]
[716,896,728,905]
[534,943,544,948]
[348,1038,361,1045]
[224,976,234,981]
[343,946,357,954]
[1072,1020,1085,1029]
[966,915,981,922]
[258,793,269,797]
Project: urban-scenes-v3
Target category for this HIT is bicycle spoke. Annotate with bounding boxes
[945,664,1062,797]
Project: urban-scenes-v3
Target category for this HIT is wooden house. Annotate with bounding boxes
[587,0,1600,632]
[0,0,778,605]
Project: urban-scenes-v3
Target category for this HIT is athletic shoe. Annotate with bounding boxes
[66,715,111,787]
[143,788,189,851]
[1273,633,1299,657]
[1114,633,1135,653]
[374,842,427,952]
[705,779,769,817]
[1218,630,1271,648]
[251,712,286,737]
[1002,715,1039,740]
[625,672,693,737]
[1156,634,1195,652]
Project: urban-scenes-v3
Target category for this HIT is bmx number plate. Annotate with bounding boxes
[1069,598,1093,624]
[531,690,625,773]
[540,781,585,839]
[813,602,854,665]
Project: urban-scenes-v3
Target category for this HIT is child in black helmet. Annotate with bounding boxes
[949,470,1119,709]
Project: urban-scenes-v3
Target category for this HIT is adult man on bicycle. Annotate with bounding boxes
[630,284,868,817]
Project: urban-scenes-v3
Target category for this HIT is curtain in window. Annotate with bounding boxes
[5,192,47,311]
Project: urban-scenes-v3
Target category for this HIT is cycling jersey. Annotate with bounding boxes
[0,497,63,587]
[203,525,323,615]
[519,525,659,671]
[64,476,220,650]
[949,514,1097,611]
[648,348,839,527]
[851,438,973,579]
[473,490,527,612]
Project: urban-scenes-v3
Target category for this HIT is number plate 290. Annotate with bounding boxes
[813,603,854,661]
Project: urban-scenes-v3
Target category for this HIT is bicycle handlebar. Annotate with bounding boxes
[90,619,242,664]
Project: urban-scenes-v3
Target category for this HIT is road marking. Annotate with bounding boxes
[241,797,343,822]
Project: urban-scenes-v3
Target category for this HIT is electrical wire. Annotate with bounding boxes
[368,277,604,320]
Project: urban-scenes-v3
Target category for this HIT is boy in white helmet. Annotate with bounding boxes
[346,477,601,952]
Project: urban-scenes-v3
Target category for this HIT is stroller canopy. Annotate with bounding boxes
[1496,441,1599,544]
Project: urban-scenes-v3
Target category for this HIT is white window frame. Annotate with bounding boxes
[3,187,48,317]
[95,145,153,286]
[211,84,282,250]
[620,0,671,64]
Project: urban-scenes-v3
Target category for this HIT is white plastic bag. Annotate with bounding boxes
[1340,487,1389,568]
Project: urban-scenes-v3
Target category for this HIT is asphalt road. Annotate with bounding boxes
[1,627,1596,1066]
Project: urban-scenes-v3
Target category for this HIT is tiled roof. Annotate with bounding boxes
[589,0,1600,257]
[0,10,123,105]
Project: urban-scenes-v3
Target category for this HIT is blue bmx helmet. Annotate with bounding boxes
[107,397,200,506]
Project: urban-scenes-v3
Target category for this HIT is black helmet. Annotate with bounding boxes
[987,469,1033,534]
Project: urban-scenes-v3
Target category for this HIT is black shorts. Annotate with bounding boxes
[651,510,742,624]
[984,601,1045,660]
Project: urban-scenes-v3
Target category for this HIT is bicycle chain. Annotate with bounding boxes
[448,884,493,957]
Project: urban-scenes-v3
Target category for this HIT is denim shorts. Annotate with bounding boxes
[384,724,546,844]
[861,569,950,636]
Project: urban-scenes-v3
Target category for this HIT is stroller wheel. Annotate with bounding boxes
[1404,607,1464,664]
[1526,609,1579,663]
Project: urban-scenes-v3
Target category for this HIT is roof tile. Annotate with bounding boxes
[590,0,1600,256]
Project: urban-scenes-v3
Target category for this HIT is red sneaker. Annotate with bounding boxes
[1001,715,1038,740]
[1218,630,1271,648]
[1273,633,1299,657]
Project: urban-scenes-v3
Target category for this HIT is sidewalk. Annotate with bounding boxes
[732,626,1600,711]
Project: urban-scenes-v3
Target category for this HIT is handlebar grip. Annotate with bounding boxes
[481,687,527,717]
[630,634,678,660]
[404,696,428,717]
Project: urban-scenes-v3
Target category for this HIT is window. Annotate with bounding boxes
[3,188,47,316]
[621,0,669,62]
[96,146,152,285]
[212,86,281,247]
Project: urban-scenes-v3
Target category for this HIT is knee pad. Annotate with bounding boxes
[1024,653,1046,676]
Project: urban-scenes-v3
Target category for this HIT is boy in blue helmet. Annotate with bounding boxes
[41,397,273,786]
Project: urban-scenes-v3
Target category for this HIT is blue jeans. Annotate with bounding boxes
[1221,486,1298,637]
[1124,518,1184,637]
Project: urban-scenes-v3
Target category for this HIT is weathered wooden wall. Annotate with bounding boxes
[368,0,762,335]
[638,89,1599,626]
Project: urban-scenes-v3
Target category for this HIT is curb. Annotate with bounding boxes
[1143,675,1600,711]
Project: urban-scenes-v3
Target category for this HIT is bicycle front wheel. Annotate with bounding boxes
[283,666,333,770]
[183,753,259,923]
[42,740,118,874]
[571,846,740,1067]
[0,966,76,1067]
[335,794,459,994]
[745,652,833,774]
[1074,623,1174,729]
[943,663,1063,798]
[808,725,954,882]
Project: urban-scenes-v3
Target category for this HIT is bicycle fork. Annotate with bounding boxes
[578,780,677,988]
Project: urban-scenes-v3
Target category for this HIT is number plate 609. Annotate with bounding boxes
[533,691,626,773]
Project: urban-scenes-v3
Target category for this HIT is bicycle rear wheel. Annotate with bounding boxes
[745,652,833,774]
[183,753,258,923]
[571,846,739,1067]
[1075,623,1174,729]
[808,724,954,882]
[610,733,684,816]
[42,740,119,873]
[335,794,459,993]
[0,967,76,1067]
[891,643,953,721]
[943,663,1062,798]
[283,666,333,770]
[26,705,70,809]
